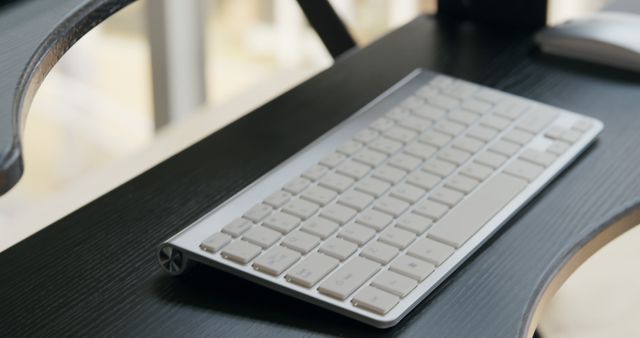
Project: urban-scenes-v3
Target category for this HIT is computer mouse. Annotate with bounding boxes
[535,11,640,73]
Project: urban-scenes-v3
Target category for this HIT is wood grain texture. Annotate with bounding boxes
[2,3,640,338]
[0,0,132,194]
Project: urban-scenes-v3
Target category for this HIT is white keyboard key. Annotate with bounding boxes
[467,125,498,142]
[404,142,437,160]
[547,140,571,155]
[572,119,594,132]
[438,147,470,166]
[406,171,441,190]
[371,271,417,298]
[430,75,454,88]
[353,149,387,167]
[355,177,391,197]
[319,238,358,261]
[396,213,433,235]
[474,88,504,104]
[370,117,395,132]
[504,159,544,182]
[516,108,558,133]
[398,116,432,132]
[374,196,410,217]
[369,137,403,155]
[336,161,371,180]
[390,255,435,281]
[460,162,493,181]
[252,246,300,276]
[414,200,449,220]
[434,120,466,136]
[352,286,400,315]
[263,212,301,234]
[379,227,416,249]
[321,203,357,225]
[475,151,508,169]
[490,139,520,157]
[264,190,292,208]
[416,85,439,98]
[480,115,511,130]
[385,107,410,121]
[319,257,380,300]
[388,153,422,171]
[494,99,528,120]
[503,129,534,145]
[353,128,379,143]
[446,81,478,99]
[400,96,423,110]
[356,209,393,232]
[286,253,339,287]
[430,187,464,207]
[418,131,451,148]
[372,165,407,184]
[200,233,231,253]
[282,199,319,219]
[338,223,376,246]
[423,159,456,177]
[337,140,363,155]
[449,109,478,125]
[301,186,337,206]
[300,216,339,239]
[338,190,374,211]
[427,94,458,110]
[302,165,329,181]
[320,152,347,168]
[520,148,557,167]
[319,173,355,193]
[445,174,479,194]
[560,129,582,144]
[429,173,527,248]
[413,104,445,121]
[544,126,565,140]
[284,177,311,195]
[391,183,426,204]
[222,218,252,237]
[244,204,272,222]
[281,230,321,253]
[453,136,484,153]
[243,226,281,249]
[408,238,455,266]
[360,241,399,264]
[384,126,418,143]
[221,240,262,264]
[461,98,492,114]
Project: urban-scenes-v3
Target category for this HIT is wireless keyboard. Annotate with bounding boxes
[158,69,602,328]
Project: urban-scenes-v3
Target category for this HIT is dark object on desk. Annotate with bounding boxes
[536,12,640,73]
[438,0,547,29]
[2,0,640,337]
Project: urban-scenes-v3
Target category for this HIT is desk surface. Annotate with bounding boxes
[3,3,640,337]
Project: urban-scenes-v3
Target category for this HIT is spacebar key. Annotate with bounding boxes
[428,173,527,248]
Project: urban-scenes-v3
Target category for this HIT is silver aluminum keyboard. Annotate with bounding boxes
[159,69,603,328]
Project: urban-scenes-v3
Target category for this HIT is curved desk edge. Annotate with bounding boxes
[523,198,640,337]
[0,0,133,194]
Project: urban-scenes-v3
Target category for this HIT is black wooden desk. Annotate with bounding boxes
[2,3,640,337]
